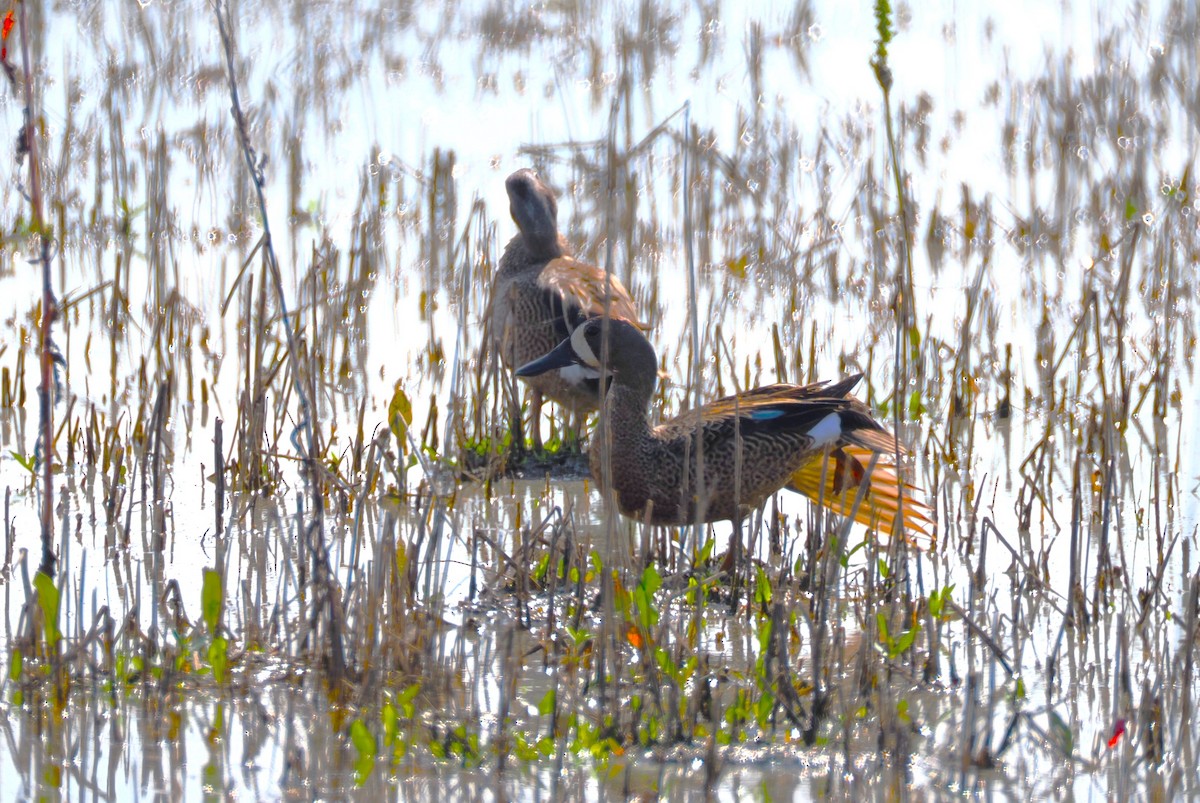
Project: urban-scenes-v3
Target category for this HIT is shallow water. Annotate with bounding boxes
[0,0,1198,799]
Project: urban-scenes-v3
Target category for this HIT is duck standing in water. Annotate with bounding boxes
[518,318,929,536]
[490,168,642,451]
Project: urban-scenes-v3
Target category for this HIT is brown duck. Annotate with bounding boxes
[518,318,929,534]
[490,168,641,450]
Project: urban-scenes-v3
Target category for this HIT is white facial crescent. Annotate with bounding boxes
[571,324,600,368]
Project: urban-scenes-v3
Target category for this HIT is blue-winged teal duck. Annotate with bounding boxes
[490,168,641,450]
[518,318,929,534]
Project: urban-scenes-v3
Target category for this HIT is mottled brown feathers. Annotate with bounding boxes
[538,257,643,328]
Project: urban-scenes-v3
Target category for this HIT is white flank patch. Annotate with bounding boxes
[807,412,843,447]
[571,325,600,367]
[560,363,600,387]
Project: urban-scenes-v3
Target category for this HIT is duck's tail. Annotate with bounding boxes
[786,439,933,542]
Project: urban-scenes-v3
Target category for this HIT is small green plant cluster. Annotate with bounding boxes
[7,562,240,711]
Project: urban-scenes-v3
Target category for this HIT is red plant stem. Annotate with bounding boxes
[16,1,56,578]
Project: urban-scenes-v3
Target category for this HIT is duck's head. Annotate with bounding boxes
[505,168,561,257]
[517,318,657,394]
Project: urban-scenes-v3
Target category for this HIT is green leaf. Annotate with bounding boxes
[640,562,662,596]
[350,719,377,785]
[382,702,399,747]
[388,383,413,442]
[8,451,35,474]
[908,324,921,350]
[928,584,955,618]
[843,536,866,561]
[33,571,60,649]
[908,389,926,417]
[755,618,773,660]
[889,621,921,658]
[201,568,224,634]
[351,719,376,756]
[208,636,229,683]
[634,563,662,629]
[754,567,772,606]
[532,553,551,584]
[538,689,556,717]
[755,688,774,727]
[398,682,420,718]
[654,647,675,676]
[1047,710,1074,755]
[514,731,536,761]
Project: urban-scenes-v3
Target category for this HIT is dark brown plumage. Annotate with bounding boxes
[518,318,929,533]
[490,168,641,450]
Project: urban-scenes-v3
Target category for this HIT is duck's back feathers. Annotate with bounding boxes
[657,375,873,445]
[538,257,644,328]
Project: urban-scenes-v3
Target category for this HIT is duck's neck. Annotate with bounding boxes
[500,233,567,272]
[593,378,654,481]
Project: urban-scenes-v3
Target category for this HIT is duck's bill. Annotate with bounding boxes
[516,337,578,377]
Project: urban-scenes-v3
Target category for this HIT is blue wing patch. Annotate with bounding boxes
[747,409,786,421]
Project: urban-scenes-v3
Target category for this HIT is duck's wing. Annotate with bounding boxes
[666,375,865,432]
[538,257,645,329]
[657,376,931,537]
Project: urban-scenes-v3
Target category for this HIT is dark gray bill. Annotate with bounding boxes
[516,336,578,377]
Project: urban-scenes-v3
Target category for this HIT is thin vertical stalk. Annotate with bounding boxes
[871,0,917,541]
[682,103,706,555]
[213,0,345,683]
[9,0,58,579]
